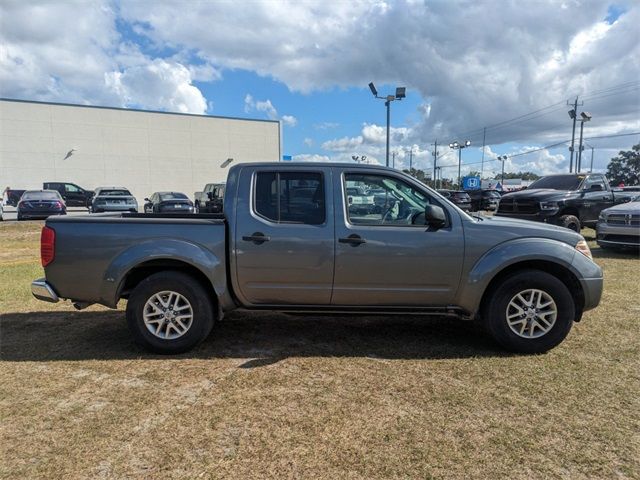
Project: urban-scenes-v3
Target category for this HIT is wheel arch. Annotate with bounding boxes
[558,206,580,220]
[479,260,585,322]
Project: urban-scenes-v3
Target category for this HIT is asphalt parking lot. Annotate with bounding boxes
[1,220,638,479]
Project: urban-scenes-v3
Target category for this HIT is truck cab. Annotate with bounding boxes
[43,182,93,208]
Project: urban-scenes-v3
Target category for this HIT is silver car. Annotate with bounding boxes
[91,187,138,213]
[596,195,640,249]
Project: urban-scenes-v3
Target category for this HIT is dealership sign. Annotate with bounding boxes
[463,176,481,190]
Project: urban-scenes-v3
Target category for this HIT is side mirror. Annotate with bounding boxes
[144,198,150,202]
[425,205,446,229]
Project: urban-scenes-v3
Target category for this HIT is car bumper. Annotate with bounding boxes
[31,279,59,303]
[596,222,640,247]
[93,205,137,212]
[19,211,65,219]
[579,277,604,312]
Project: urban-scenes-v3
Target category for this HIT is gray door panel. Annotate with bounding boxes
[234,166,334,305]
[331,170,464,306]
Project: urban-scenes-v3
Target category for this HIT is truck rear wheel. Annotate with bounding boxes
[559,214,580,232]
[482,270,575,354]
[126,271,215,354]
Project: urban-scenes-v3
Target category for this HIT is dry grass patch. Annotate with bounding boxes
[1,221,639,479]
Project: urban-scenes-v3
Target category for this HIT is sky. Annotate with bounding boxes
[1,0,639,180]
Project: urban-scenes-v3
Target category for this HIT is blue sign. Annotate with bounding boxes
[463,176,481,190]
[282,155,292,161]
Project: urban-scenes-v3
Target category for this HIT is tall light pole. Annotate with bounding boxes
[449,140,471,189]
[576,112,592,172]
[567,96,583,172]
[497,155,508,188]
[586,144,595,172]
[369,82,406,167]
[351,155,367,164]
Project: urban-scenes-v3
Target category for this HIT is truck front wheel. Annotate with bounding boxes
[126,271,215,354]
[558,214,581,232]
[482,270,575,354]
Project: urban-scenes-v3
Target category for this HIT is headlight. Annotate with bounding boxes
[598,211,606,221]
[575,239,592,260]
[539,201,559,211]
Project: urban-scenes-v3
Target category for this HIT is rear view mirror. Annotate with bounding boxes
[425,205,446,229]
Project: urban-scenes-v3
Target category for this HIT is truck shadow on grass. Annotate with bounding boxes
[0,310,505,363]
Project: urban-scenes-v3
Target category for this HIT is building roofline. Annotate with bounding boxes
[0,97,280,124]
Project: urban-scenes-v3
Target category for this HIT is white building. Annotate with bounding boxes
[0,98,281,203]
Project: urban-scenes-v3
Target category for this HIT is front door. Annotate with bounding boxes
[234,167,334,305]
[332,171,464,306]
[64,183,86,207]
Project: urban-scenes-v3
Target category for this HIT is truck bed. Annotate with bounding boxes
[43,213,227,308]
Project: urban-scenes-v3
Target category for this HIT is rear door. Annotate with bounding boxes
[332,169,465,306]
[233,166,334,305]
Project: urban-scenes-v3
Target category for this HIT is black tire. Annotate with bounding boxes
[126,271,215,354]
[558,214,580,232]
[482,269,575,354]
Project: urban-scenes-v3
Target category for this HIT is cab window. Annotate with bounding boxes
[344,173,433,226]
[254,172,325,225]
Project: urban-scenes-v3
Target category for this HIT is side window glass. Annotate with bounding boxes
[344,173,431,226]
[254,172,325,225]
[65,184,81,193]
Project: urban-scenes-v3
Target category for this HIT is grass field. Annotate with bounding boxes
[1,220,639,479]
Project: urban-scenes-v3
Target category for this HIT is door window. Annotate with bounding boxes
[65,184,82,193]
[254,172,325,225]
[344,173,432,226]
[584,175,605,191]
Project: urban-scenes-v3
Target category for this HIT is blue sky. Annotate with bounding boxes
[1,1,638,179]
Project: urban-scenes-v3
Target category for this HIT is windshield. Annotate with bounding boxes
[528,175,585,190]
[22,191,61,201]
[159,192,188,201]
[99,189,131,196]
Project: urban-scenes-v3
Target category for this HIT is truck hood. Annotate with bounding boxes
[500,188,576,202]
[472,214,583,246]
[602,201,640,214]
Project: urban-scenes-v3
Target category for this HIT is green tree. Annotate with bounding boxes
[606,144,640,186]
[494,171,540,180]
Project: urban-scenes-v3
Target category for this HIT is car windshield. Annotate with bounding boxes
[22,191,60,201]
[159,193,188,201]
[528,175,585,190]
[99,189,131,196]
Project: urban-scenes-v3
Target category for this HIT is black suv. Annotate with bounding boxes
[467,189,501,211]
[43,182,94,208]
[437,190,471,211]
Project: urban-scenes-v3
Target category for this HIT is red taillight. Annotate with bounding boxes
[41,226,55,267]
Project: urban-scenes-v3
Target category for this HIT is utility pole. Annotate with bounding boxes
[431,140,438,188]
[409,147,413,172]
[589,146,594,172]
[567,96,583,173]
[480,127,486,178]
[385,98,391,167]
[392,151,396,169]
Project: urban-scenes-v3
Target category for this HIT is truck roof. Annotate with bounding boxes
[231,161,394,170]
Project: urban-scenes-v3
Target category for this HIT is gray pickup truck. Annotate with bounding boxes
[32,162,603,355]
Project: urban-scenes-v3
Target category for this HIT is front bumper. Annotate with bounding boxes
[579,277,604,312]
[596,222,640,247]
[31,279,59,303]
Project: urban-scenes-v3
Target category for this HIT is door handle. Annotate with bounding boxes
[242,232,270,244]
[339,234,366,246]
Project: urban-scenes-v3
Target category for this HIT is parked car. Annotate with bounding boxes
[596,194,640,249]
[496,173,635,232]
[194,183,225,213]
[91,187,138,213]
[144,192,195,213]
[17,190,66,220]
[31,162,602,355]
[43,182,94,208]
[437,190,472,211]
[467,189,501,211]
[622,185,640,192]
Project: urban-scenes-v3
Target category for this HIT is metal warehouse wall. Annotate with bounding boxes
[0,99,280,204]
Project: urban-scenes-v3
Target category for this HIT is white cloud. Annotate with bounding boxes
[303,137,314,147]
[314,122,340,130]
[281,115,297,127]
[105,59,207,113]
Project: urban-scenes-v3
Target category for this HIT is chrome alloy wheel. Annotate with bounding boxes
[143,291,194,340]
[505,289,557,339]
